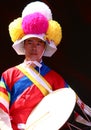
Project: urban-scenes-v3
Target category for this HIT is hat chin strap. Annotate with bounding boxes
[39,48,46,59]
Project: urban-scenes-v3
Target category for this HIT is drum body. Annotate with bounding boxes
[25,88,76,130]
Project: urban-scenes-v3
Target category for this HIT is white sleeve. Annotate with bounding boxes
[0,108,13,130]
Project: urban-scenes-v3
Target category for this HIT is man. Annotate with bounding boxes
[0,1,91,130]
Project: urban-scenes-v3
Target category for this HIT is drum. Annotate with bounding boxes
[25,88,76,130]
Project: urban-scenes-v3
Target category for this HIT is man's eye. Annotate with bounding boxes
[27,41,32,44]
[37,43,41,46]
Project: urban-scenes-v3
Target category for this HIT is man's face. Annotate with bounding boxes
[24,37,46,62]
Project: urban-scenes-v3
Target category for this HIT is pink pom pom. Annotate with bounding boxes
[22,12,48,34]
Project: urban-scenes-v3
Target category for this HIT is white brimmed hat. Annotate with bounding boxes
[12,34,57,57]
[8,1,62,57]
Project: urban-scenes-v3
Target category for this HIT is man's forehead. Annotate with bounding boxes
[25,37,45,42]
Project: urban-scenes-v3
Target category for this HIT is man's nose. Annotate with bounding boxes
[31,43,37,50]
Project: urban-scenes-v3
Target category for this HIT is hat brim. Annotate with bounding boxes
[12,34,57,57]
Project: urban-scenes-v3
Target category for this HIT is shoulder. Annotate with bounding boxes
[42,62,64,79]
[2,66,18,75]
[1,64,24,89]
[2,64,23,79]
[49,69,64,80]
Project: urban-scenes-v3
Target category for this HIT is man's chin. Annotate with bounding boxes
[29,57,39,61]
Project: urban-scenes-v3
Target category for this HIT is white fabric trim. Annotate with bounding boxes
[25,60,42,68]
[0,97,9,111]
[0,108,13,130]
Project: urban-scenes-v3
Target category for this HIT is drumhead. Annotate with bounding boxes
[25,88,76,130]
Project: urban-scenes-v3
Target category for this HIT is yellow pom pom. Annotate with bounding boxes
[45,20,62,46]
[8,17,25,42]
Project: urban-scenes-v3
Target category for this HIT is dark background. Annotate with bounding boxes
[0,0,91,106]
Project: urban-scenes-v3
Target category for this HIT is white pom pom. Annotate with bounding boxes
[22,1,52,20]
